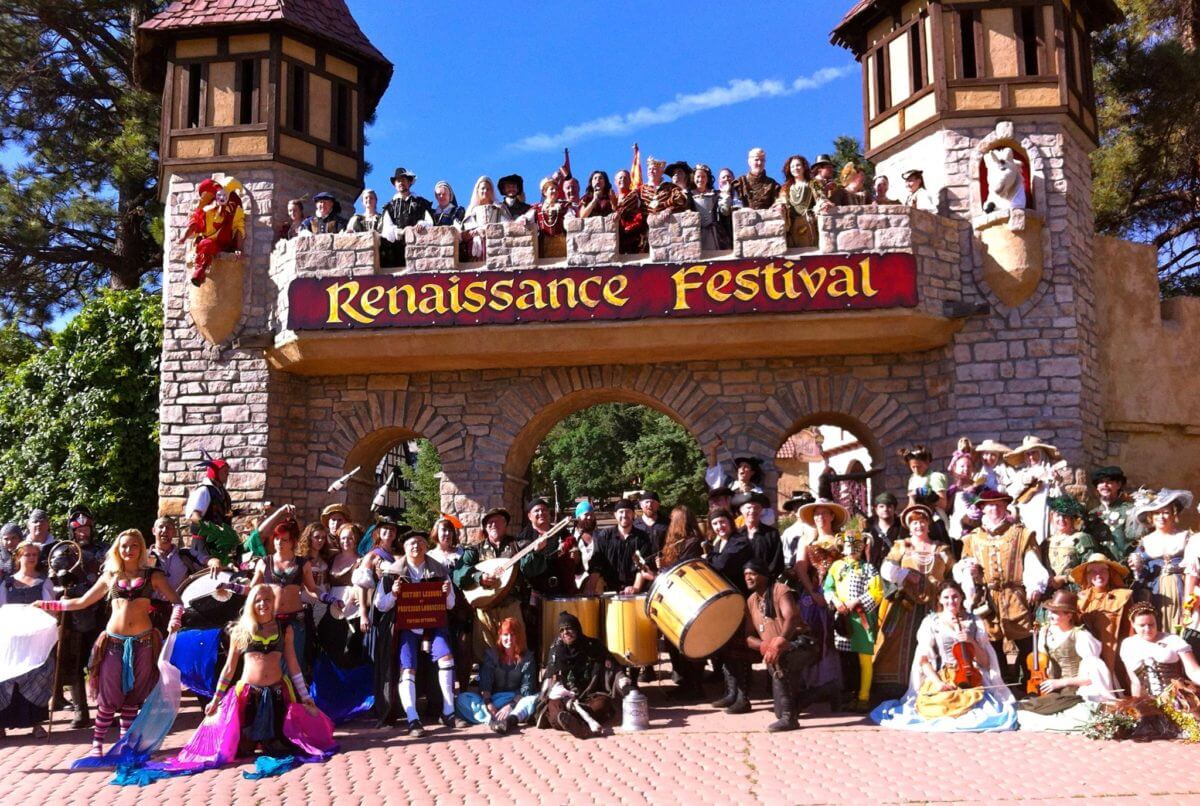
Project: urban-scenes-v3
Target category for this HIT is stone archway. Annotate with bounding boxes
[494,365,719,520]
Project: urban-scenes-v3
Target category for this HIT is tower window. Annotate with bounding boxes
[237,58,258,125]
[287,64,306,133]
[958,10,980,79]
[1018,7,1042,76]
[873,50,890,115]
[332,83,352,148]
[185,63,202,128]
[910,23,926,92]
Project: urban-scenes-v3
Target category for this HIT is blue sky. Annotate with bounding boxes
[350,0,865,207]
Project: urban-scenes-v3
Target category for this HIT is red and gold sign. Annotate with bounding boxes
[287,253,918,330]
[393,581,448,630]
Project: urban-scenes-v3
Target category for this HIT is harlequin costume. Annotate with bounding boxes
[824,533,883,709]
[183,178,245,286]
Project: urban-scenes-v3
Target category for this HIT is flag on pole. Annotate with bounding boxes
[630,143,643,190]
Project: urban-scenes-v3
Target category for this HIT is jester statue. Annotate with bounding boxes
[180,177,245,287]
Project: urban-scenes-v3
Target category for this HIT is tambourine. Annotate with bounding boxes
[47,540,82,578]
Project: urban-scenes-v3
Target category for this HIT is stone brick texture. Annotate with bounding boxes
[160,119,1107,526]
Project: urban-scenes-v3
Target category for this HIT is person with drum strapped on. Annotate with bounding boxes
[708,507,756,714]
[660,506,708,701]
[454,507,550,664]
[742,559,817,731]
[594,499,657,685]
[515,498,569,661]
[35,529,185,757]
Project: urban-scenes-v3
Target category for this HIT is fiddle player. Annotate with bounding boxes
[453,508,549,662]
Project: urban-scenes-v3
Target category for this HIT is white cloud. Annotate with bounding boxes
[509,64,857,152]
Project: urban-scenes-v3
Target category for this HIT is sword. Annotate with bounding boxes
[327,466,361,493]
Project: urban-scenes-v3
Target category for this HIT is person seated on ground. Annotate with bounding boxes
[1074,552,1133,680]
[1015,589,1116,732]
[871,581,1016,732]
[535,612,614,738]
[300,191,347,235]
[456,617,537,735]
[742,559,817,732]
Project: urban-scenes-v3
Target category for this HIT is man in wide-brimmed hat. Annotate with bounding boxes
[1072,552,1132,677]
[454,506,545,661]
[809,153,840,212]
[497,174,531,218]
[1089,465,1138,556]
[380,166,433,267]
[959,487,1050,685]
[1004,434,1064,546]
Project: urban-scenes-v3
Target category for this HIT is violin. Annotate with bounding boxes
[950,616,984,689]
[1026,622,1049,696]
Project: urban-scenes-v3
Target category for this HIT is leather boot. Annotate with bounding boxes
[69,684,91,729]
[767,677,798,732]
[724,663,751,714]
[710,665,737,709]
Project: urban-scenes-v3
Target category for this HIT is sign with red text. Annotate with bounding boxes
[287,253,918,330]
[393,581,448,630]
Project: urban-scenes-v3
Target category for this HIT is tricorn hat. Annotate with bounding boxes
[901,169,924,181]
[781,490,816,513]
[390,167,417,183]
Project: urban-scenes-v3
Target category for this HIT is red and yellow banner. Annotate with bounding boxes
[287,253,918,330]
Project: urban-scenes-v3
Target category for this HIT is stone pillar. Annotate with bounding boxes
[565,214,618,266]
[732,208,787,257]
[406,226,459,272]
[648,210,702,263]
[484,219,536,269]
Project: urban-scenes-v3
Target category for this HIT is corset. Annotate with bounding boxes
[1137,659,1184,697]
[1047,630,1083,693]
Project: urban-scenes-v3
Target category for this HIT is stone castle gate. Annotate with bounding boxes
[141,0,1200,528]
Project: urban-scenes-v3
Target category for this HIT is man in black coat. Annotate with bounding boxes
[734,491,783,579]
[380,166,433,267]
[593,499,654,593]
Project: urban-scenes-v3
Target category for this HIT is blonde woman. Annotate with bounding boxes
[36,529,183,757]
[157,584,335,772]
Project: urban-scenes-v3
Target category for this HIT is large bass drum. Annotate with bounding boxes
[540,595,601,663]
[602,593,659,667]
[178,569,245,630]
[645,560,745,659]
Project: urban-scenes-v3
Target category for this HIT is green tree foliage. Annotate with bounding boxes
[0,1,162,332]
[530,404,706,514]
[399,439,443,531]
[831,135,874,179]
[0,289,161,539]
[1093,0,1200,290]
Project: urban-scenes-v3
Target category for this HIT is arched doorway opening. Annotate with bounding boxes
[503,393,706,525]
[775,415,882,518]
[339,427,444,530]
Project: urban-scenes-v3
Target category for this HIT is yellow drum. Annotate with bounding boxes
[602,593,659,667]
[540,595,601,662]
[646,560,745,659]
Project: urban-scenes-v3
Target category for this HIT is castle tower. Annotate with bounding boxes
[832,0,1122,462]
[137,1,391,514]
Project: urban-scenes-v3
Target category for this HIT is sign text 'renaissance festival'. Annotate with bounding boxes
[287,253,918,330]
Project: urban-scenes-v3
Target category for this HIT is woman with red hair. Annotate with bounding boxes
[222,519,341,679]
[455,617,538,734]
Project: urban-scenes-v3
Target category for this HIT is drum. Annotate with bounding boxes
[179,570,244,630]
[646,560,745,659]
[540,595,601,662]
[328,585,361,621]
[602,593,658,667]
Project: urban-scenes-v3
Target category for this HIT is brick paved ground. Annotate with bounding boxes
[3,674,1199,805]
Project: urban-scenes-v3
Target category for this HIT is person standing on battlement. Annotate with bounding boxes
[734,148,780,210]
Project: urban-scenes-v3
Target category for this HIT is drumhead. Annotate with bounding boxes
[179,570,236,607]
[676,589,746,659]
[328,585,360,620]
[644,558,706,615]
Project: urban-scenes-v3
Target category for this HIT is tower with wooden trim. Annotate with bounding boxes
[137,0,392,514]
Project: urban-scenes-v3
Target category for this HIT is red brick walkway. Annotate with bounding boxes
[3,679,1199,805]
